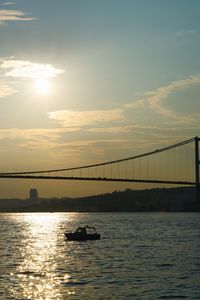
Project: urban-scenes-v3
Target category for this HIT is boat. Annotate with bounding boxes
[64,225,101,241]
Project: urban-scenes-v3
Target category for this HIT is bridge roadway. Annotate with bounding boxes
[0,174,195,186]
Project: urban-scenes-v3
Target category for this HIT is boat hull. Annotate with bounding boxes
[65,232,100,241]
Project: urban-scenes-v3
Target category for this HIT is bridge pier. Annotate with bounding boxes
[195,136,200,208]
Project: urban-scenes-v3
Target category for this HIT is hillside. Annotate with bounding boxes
[2,186,198,212]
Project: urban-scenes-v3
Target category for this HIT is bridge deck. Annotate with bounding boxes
[0,174,195,186]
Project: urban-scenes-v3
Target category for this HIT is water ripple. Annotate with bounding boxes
[0,212,200,299]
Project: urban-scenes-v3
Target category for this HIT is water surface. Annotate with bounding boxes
[0,213,199,299]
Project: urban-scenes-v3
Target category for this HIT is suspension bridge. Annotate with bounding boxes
[0,136,200,202]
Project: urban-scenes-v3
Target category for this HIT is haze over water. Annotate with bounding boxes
[0,212,199,299]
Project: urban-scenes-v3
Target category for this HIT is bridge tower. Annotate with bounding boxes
[195,136,200,206]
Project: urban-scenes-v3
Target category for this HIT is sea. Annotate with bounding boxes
[0,212,199,300]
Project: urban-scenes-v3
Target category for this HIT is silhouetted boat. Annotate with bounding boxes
[64,225,100,241]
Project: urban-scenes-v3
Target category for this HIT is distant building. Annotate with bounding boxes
[29,188,39,203]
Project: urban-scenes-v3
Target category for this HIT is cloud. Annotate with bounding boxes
[122,75,200,125]
[88,124,161,133]
[0,127,75,153]
[0,127,129,160]
[176,29,199,38]
[123,99,145,109]
[47,75,200,138]
[88,126,133,133]
[0,9,36,24]
[0,59,65,79]
[142,75,200,123]
[61,138,128,147]
[0,80,17,98]
[0,128,87,159]
[0,128,76,141]
[2,2,16,6]
[54,138,131,158]
[48,109,124,127]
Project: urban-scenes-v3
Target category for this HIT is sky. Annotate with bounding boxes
[0,0,200,199]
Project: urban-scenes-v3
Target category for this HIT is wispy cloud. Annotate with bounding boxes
[0,80,16,98]
[0,128,76,140]
[1,72,200,162]
[176,28,200,38]
[0,59,65,79]
[55,138,132,160]
[48,109,124,128]
[0,9,35,24]
[88,124,161,133]
[0,127,130,162]
[46,75,200,139]
[123,99,145,109]
[59,138,128,148]
[146,75,200,122]
[2,2,16,6]
[122,75,200,126]
[88,126,133,133]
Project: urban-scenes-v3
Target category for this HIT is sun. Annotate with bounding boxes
[34,78,50,95]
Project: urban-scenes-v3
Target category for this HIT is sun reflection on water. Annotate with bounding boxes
[11,213,67,300]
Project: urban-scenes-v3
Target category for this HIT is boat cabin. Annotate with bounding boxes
[65,225,100,241]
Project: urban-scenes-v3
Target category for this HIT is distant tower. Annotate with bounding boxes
[29,188,38,203]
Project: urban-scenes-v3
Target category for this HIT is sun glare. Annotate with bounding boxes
[34,79,50,95]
